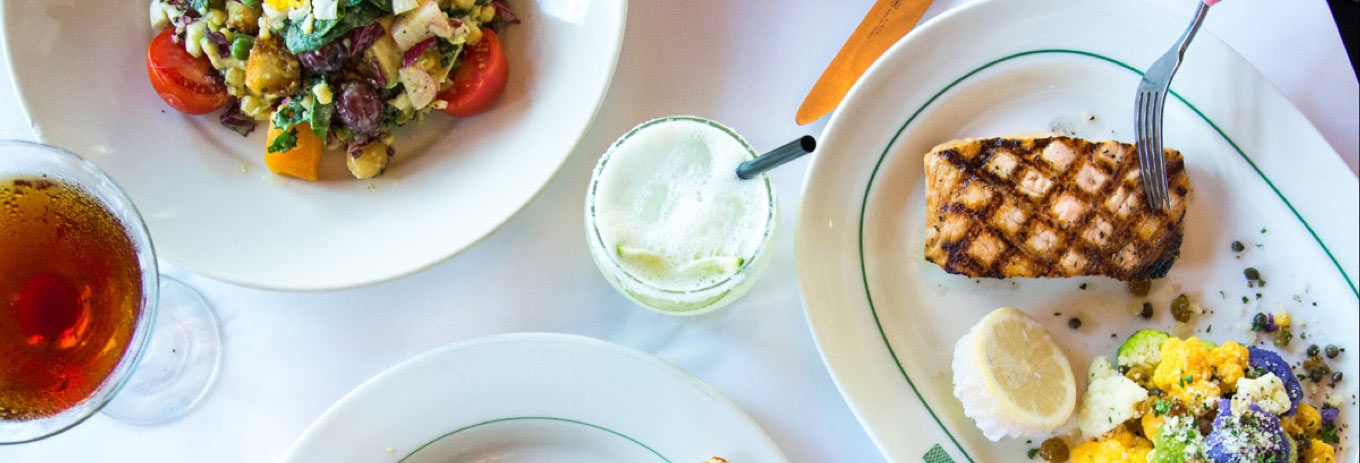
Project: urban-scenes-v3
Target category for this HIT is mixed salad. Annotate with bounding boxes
[1071,329,1344,463]
[146,0,518,180]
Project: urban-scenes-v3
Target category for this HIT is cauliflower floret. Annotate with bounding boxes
[1206,341,1248,392]
[1149,415,1207,463]
[1232,373,1292,416]
[1283,404,1323,436]
[1073,426,1153,463]
[1303,438,1335,463]
[1079,357,1149,438]
[1152,337,1222,412]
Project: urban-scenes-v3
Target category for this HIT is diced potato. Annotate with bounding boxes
[264,122,324,181]
[226,1,261,33]
[346,141,390,179]
[245,37,301,96]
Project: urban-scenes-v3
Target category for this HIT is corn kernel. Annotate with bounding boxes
[454,0,476,10]
[206,9,227,27]
[312,82,333,105]
[225,67,246,87]
[465,25,482,46]
[479,5,495,22]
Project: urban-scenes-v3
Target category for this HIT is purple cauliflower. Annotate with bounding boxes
[1247,347,1302,416]
[1206,400,1290,463]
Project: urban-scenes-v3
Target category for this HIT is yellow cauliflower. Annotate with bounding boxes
[1152,337,1221,412]
[1206,340,1248,392]
[1073,427,1153,463]
[1141,411,1163,442]
[1303,438,1335,463]
[1288,404,1324,436]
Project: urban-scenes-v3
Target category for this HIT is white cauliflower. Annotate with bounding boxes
[1232,373,1292,416]
[1079,356,1149,438]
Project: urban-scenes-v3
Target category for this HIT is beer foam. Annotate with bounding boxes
[591,119,772,292]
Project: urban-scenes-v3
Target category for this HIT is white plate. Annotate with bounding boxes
[282,333,787,463]
[795,0,1359,461]
[0,0,625,290]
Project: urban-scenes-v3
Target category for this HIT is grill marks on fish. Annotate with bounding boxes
[923,136,1190,280]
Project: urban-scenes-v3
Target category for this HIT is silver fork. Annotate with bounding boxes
[1134,0,1213,210]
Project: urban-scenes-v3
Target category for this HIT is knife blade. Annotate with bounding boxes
[796,0,936,125]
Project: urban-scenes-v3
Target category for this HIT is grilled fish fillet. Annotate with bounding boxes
[923,135,1190,280]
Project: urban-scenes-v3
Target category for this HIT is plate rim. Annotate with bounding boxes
[282,332,788,462]
[795,0,1360,461]
[0,0,630,291]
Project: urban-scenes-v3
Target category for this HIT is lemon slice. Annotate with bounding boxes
[952,308,1076,441]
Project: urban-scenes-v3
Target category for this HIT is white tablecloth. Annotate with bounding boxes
[2,0,1355,461]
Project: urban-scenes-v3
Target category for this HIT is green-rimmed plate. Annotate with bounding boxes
[282,333,786,462]
[794,0,1359,462]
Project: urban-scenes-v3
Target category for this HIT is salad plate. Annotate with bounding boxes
[794,0,1358,461]
[282,333,787,462]
[0,0,626,290]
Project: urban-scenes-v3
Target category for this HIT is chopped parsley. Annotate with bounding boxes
[266,127,298,153]
[1153,399,1174,416]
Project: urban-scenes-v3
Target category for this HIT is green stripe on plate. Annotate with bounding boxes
[398,416,670,462]
[858,48,1357,463]
[924,443,956,463]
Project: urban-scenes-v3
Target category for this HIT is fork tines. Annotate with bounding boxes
[1135,87,1171,211]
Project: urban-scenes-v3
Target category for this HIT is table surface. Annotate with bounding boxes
[1,0,1356,461]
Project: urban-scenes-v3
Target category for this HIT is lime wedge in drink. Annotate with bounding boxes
[617,246,744,285]
[680,256,744,282]
[616,245,668,276]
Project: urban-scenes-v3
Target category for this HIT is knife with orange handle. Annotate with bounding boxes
[796,0,936,125]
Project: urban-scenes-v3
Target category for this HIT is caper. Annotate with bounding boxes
[1068,317,1083,330]
[1140,302,1154,319]
[1128,280,1151,297]
[1038,437,1069,463]
[1231,240,1245,252]
[1332,371,1343,384]
[1273,329,1292,348]
[1171,294,1191,322]
[1244,267,1261,281]
[1325,344,1340,359]
[1308,344,1321,358]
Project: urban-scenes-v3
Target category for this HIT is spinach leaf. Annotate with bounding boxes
[282,3,385,53]
[367,0,393,11]
[273,98,310,131]
[436,39,461,68]
[267,127,299,153]
[309,82,335,140]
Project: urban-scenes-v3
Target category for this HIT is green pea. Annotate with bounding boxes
[231,36,254,60]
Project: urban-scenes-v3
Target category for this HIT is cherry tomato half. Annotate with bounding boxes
[146,28,229,115]
[436,28,509,117]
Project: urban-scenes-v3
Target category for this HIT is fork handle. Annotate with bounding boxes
[1174,3,1211,60]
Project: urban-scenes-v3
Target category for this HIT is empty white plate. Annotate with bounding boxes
[283,333,787,463]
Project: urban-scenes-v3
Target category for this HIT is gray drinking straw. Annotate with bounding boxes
[736,135,816,180]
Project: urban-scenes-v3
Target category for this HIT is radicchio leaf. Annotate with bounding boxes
[218,100,257,137]
[348,22,386,56]
[402,37,436,68]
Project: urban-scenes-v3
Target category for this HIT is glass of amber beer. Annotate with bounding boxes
[0,141,221,443]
